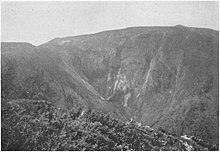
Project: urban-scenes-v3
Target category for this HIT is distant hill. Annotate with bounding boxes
[1,42,35,53]
[1,25,219,144]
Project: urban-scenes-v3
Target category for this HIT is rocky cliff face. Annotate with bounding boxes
[1,25,218,143]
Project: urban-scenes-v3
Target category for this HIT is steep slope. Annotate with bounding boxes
[1,25,219,144]
[1,42,126,120]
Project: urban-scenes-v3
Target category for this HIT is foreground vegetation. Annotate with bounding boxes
[1,99,218,151]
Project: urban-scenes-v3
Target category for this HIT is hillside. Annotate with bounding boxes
[1,25,219,146]
[1,99,218,150]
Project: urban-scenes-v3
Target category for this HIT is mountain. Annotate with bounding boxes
[1,25,219,144]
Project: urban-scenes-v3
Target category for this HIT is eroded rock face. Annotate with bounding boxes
[1,26,219,143]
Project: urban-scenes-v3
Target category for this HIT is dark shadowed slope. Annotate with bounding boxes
[1,25,219,144]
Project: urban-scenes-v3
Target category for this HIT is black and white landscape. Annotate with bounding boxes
[1,2,219,151]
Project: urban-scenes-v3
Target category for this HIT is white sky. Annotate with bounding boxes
[1,1,219,46]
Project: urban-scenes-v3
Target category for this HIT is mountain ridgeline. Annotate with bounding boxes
[1,26,219,145]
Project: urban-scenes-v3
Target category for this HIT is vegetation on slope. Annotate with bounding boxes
[1,99,218,151]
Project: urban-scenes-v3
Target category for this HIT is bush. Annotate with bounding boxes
[1,99,218,151]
